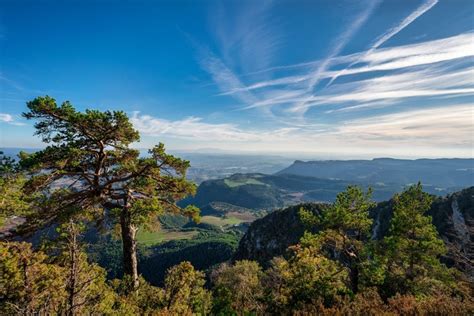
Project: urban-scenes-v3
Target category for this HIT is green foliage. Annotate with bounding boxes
[162,261,212,315]
[300,186,376,293]
[211,260,264,315]
[0,242,66,315]
[0,151,17,175]
[48,220,120,315]
[2,181,473,314]
[140,230,241,285]
[0,175,34,226]
[20,96,199,291]
[263,245,349,313]
[111,262,212,315]
[382,183,456,297]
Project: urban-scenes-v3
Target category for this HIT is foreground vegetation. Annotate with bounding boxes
[1,97,472,315]
[2,184,473,315]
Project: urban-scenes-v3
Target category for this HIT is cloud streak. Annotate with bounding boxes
[219,32,474,114]
[306,0,381,90]
[0,113,25,126]
[326,0,439,86]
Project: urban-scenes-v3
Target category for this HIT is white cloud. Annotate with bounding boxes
[212,1,281,73]
[223,32,474,115]
[326,0,439,86]
[198,48,258,105]
[130,111,299,143]
[131,103,473,158]
[228,32,473,96]
[0,113,25,126]
[0,113,13,122]
[190,2,472,157]
[334,104,473,147]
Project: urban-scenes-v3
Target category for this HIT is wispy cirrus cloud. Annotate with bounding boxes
[197,47,259,105]
[211,0,281,74]
[306,0,381,91]
[222,32,474,95]
[326,0,439,86]
[221,32,474,114]
[192,1,472,156]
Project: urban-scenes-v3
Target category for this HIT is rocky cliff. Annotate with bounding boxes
[234,187,473,277]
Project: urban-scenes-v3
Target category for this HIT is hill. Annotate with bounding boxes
[278,158,474,190]
[234,187,474,278]
[181,172,457,213]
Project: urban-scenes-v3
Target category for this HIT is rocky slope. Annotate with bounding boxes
[234,187,473,277]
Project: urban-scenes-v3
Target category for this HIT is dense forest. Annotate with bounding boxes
[1,97,473,315]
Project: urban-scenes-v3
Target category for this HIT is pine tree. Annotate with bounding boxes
[382,183,454,296]
[300,185,376,293]
[263,243,349,313]
[163,261,212,315]
[19,96,199,291]
[0,151,34,228]
[50,220,119,315]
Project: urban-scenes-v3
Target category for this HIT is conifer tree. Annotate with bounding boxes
[300,186,376,293]
[382,183,454,296]
[163,261,211,314]
[20,96,198,291]
[0,152,33,227]
[0,151,16,175]
[51,220,118,315]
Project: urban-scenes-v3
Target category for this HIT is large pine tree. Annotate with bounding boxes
[19,96,198,291]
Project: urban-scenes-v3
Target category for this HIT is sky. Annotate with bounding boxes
[0,0,473,158]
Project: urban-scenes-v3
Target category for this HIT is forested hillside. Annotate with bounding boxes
[235,187,474,278]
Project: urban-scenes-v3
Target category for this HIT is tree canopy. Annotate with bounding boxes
[19,96,199,291]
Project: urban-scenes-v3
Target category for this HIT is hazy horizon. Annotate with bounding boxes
[1,145,473,161]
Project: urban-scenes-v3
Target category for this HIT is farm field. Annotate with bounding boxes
[200,215,243,227]
[136,229,198,246]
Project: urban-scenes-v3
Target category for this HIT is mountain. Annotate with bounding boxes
[181,172,457,213]
[234,187,474,278]
[278,158,474,190]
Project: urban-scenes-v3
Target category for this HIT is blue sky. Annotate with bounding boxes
[0,0,473,158]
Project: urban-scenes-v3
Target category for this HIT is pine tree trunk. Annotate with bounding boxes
[350,263,359,293]
[120,204,139,291]
[67,226,78,316]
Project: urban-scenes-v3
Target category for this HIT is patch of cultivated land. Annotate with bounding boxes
[226,211,257,222]
[224,178,267,187]
[200,215,243,227]
[136,229,198,246]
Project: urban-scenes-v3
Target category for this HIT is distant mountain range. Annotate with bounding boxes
[278,158,473,189]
